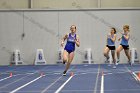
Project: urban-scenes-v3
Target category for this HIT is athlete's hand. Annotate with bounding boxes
[75,38,79,43]
[107,33,111,38]
[118,38,121,41]
[75,38,80,47]
[120,32,123,35]
[61,42,64,47]
[75,39,77,42]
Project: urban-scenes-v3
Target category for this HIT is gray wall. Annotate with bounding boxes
[1,0,140,9]
[0,9,140,65]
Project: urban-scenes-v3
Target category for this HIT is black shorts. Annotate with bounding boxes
[120,44,129,50]
[106,45,116,50]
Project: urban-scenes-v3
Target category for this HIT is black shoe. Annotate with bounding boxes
[128,61,132,66]
[63,61,66,64]
[63,71,67,76]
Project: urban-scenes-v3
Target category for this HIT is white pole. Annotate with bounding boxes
[131,48,135,64]
[87,48,91,64]
[108,51,112,66]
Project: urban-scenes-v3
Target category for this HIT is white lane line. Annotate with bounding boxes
[54,75,74,93]
[42,65,76,93]
[0,74,32,89]
[124,65,140,82]
[0,73,34,82]
[93,65,100,93]
[10,76,43,93]
[0,76,11,82]
[100,72,104,93]
[41,76,63,93]
[132,72,140,81]
[0,74,23,82]
[46,66,75,93]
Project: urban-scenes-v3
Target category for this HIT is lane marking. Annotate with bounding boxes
[0,65,64,93]
[10,76,43,93]
[0,64,50,82]
[132,72,140,81]
[100,72,104,93]
[41,65,76,93]
[54,66,76,93]
[2,88,140,93]
[54,75,74,93]
[0,72,34,82]
[0,76,11,82]
[41,76,63,93]
[8,65,50,92]
[124,65,140,82]
[93,64,100,93]
[0,74,32,89]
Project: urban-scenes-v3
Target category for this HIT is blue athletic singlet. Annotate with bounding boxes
[121,33,129,46]
[107,34,115,46]
[64,33,76,54]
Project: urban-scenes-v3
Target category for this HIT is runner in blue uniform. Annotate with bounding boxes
[116,25,131,65]
[61,25,80,76]
[104,28,117,68]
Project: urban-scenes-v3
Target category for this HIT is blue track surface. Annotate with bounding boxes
[0,64,139,93]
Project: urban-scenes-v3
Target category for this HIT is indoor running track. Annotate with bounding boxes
[0,64,140,93]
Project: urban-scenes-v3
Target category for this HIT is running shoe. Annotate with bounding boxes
[63,71,67,76]
[105,57,110,63]
[113,65,116,69]
[116,59,120,65]
[128,61,132,66]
